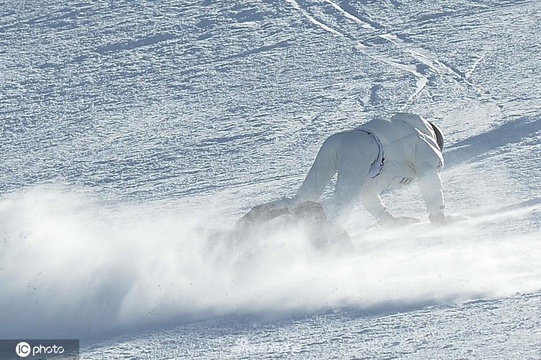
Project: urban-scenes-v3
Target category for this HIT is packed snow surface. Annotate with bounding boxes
[1,0,540,359]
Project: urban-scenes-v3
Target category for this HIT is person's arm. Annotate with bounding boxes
[418,170,445,216]
[414,135,446,223]
[360,187,391,221]
[361,187,421,226]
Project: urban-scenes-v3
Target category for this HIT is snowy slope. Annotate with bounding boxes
[1,0,540,359]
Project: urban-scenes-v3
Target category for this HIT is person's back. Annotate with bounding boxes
[357,113,442,172]
[358,113,436,146]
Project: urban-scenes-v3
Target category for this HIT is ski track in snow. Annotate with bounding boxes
[285,0,486,106]
[288,0,434,102]
[285,0,342,36]
[286,0,430,100]
[1,0,541,358]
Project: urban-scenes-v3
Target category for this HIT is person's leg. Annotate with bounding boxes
[327,131,379,220]
[293,132,343,204]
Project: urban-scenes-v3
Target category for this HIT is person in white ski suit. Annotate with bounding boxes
[272,113,449,225]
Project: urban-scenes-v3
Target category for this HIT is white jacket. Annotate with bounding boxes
[359,113,445,219]
[284,113,445,221]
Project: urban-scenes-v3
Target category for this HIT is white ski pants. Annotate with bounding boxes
[293,130,380,220]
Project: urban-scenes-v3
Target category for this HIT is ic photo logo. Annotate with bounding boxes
[18,342,66,358]
[15,342,31,358]
[10,340,75,359]
[0,339,78,359]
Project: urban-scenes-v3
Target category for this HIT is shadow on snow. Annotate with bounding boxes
[444,114,541,168]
